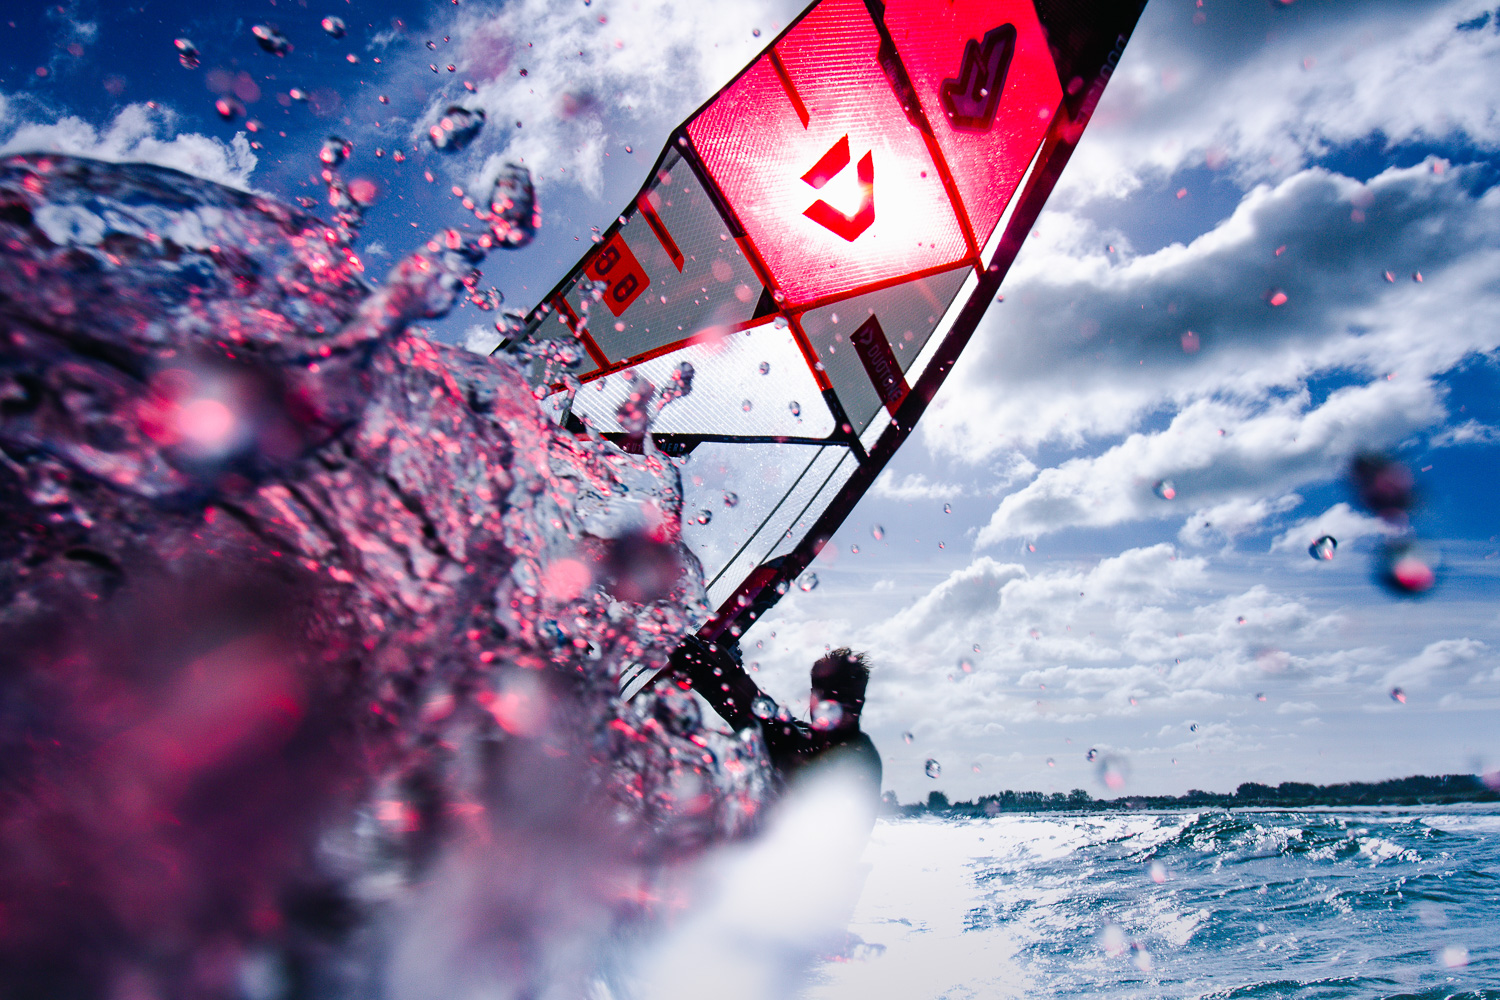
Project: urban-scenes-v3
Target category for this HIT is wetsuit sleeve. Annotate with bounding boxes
[668,635,763,732]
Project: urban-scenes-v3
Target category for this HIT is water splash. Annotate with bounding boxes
[0,153,771,998]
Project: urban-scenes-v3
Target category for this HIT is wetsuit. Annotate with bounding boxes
[669,637,883,810]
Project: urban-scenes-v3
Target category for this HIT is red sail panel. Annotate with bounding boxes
[882,0,1063,251]
[686,0,969,308]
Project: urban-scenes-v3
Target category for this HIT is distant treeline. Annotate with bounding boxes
[886,774,1498,816]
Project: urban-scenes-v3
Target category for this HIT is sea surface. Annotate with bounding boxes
[809,807,1500,1000]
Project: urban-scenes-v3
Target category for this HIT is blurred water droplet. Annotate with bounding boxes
[902,731,914,744]
[1086,748,1098,762]
[741,399,753,412]
[797,573,818,592]
[1352,453,1414,522]
[487,163,537,247]
[1189,723,1198,732]
[958,657,973,674]
[319,135,351,166]
[1256,692,1267,702]
[174,38,200,69]
[693,509,712,526]
[758,361,770,375]
[722,492,738,508]
[320,15,346,37]
[1440,946,1470,969]
[1378,538,1439,595]
[810,699,844,731]
[1153,479,1176,500]
[1308,535,1337,561]
[752,27,762,37]
[1390,687,1407,704]
[1149,860,1167,884]
[251,24,291,56]
[850,544,860,554]
[1181,330,1200,353]
[871,524,885,540]
[751,695,777,720]
[430,105,486,152]
[1267,289,1288,307]
[1045,757,1055,767]
[924,758,941,778]
[972,643,981,653]
[788,400,801,417]
[1097,755,1128,789]
[942,502,951,514]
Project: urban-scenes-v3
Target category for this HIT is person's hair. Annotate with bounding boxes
[811,647,871,712]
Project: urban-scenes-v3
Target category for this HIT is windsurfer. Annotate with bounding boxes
[670,638,883,826]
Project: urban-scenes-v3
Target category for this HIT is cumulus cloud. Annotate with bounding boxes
[1269,503,1399,555]
[395,0,792,197]
[0,100,257,189]
[1058,0,1500,202]
[915,161,1500,544]
[870,471,966,502]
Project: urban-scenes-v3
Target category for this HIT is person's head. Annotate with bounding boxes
[810,647,870,723]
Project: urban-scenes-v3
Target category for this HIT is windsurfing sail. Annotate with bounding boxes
[497,0,1146,694]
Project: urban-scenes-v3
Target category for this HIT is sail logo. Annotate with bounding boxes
[940,23,1017,132]
[800,134,875,242]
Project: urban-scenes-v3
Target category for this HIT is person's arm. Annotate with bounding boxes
[668,635,764,732]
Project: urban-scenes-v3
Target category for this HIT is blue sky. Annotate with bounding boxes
[4,0,1499,802]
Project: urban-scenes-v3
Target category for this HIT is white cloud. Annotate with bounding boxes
[1060,0,1500,203]
[909,161,1500,544]
[1178,494,1301,548]
[464,323,504,355]
[1431,419,1500,448]
[1385,638,1489,690]
[400,0,795,198]
[870,471,965,502]
[0,100,257,190]
[1269,503,1399,555]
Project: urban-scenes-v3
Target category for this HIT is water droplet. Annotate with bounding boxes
[758,361,770,375]
[487,163,537,247]
[251,24,291,56]
[1390,687,1407,704]
[318,135,351,166]
[752,27,762,37]
[1181,330,1200,353]
[871,524,885,541]
[1149,861,1167,884]
[694,509,712,526]
[849,544,860,554]
[1256,692,1267,702]
[430,105,486,152]
[1378,538,1440,595]
[924,758,942,778]
[958,657,974,673]
[1267,289,1288,307]
[1189,723,1198,732]
[741,399,753,412]
[1046,757,1055,767]
[1153,479,1176,500]
[174,38,200,69]
[320,15,346,37]
[1308,535,1337,561]
[1351,453,1415,522]
[972,643,981,653]
[788,400,801,417]
[1086,748,1098,762]
[751,695,777,719]
[1097,755,1128,789]
[798,573,818,592]
[723,492,738,508]
[943,502,952,514]
[810,699,844,731]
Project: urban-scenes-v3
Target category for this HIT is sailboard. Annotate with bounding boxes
[496,0,1147,695]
